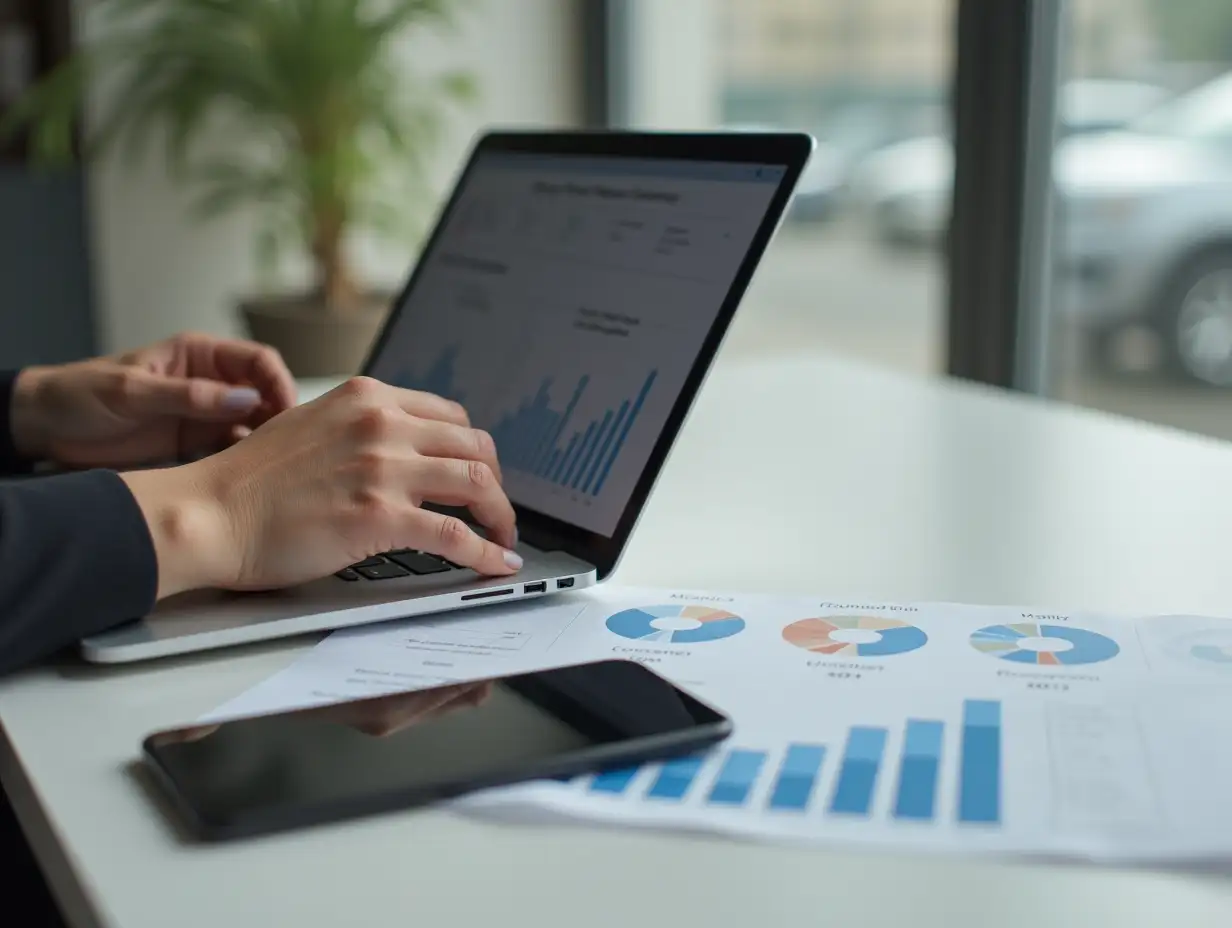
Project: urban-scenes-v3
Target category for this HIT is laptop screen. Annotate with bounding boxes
[367,150,789,538]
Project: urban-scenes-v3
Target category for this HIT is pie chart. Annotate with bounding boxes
[1192,644,1232,664]
[605,604,746,644]
[970,622,1119,666]
[782,615,928,657]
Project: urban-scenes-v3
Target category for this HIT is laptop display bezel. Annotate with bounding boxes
[361,131,813,580]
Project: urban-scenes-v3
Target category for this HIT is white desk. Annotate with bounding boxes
[4,356,1232,928]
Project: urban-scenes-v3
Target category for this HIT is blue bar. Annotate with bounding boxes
[543,448,561,479]
[646,755,706,801]
[572,411,612,489]
[494,404,524,468]
[562,423,595,486]
[828,727,887,816]
[530,375,588,478]
[520,380,554,473]
[553,374,589,446]
[589,766,640,794]
[509,385,547,470]
[530,410,560,476]
[893,720,944,821]
[768,744,826,811]
[582,400,628,493]
[707,750,767,806]
[551,432,580,483]
[959,700,1001,825]
[593,370,658,496]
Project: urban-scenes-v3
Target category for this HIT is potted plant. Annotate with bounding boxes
[5,0,476,376]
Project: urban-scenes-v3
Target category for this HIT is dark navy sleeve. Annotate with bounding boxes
[0,369,159,673]
[0,469,158,674]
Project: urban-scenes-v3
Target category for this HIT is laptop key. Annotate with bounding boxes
[349,556,386,569]
[335,568,361,581]
[356,561,412,580]
[386,551,452,575]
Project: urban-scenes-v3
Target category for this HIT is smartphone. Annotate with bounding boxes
[142,659,731,840]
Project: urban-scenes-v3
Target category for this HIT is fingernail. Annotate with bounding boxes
[221,386,261,411]
[503,550,524,570]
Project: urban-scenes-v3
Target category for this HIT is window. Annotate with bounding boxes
[1046,0,1232,440]
[614,0,955,375]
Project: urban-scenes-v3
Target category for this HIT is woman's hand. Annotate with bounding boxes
[10,332,296,467]
[119,376,522,599]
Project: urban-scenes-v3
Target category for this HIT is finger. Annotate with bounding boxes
[397,510,522,576]
[117,370,262,421]
[409,419,502,483]
[407,457,516,549]
[350,688,466,736]
[333,376,471,427]
[203,337,298,415]
[386,383,469,426]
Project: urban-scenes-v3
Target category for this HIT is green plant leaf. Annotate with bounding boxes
[5,0,476,312]
[437,69,479,104]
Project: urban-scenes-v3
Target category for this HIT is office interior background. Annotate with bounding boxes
[2,0,1232,440]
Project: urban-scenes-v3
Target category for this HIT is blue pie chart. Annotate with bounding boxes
[606,604,746,644]
[1191,643,1232,664]
[970,622,1119,666]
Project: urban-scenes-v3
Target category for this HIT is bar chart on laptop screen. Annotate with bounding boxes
[386,282,702,536]
[564,699,1004,838]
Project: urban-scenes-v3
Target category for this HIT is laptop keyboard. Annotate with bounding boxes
[335,549,465,582]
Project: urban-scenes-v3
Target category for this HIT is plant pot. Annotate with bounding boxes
[239,293,390,378]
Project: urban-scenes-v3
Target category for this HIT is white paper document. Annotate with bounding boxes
[206,587,1232,864]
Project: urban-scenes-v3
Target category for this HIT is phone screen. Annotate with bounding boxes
[144,660,728,835]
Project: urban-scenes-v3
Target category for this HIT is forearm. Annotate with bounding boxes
[0,471,158,675]
[118,465,232,600]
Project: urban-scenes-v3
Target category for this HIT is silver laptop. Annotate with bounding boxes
[81,130,813,663]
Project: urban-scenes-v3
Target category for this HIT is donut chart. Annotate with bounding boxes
[970,622,1119,666]
[605,604,746,644]
[782,615,928,657]
[1192,644,1232,664]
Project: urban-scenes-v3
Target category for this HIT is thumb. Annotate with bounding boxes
[118,371,262,421]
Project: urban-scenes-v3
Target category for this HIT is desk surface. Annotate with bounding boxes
[5,356,1232,928]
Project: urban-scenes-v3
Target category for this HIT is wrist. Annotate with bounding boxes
[119,463,237,599]
[10,366,54,461]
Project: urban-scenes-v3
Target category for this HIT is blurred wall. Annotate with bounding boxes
[623,0,720,129]
[0,167,95,366]
[81,0,582,353]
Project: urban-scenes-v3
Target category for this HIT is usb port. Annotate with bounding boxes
[556,578,575,590]
[523,581,547,594]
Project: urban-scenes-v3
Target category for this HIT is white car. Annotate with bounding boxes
[855,80,1169,248]
[1056,73,1232,385]
[857,72,1232,385]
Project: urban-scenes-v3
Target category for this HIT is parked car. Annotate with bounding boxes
[1056,73,1232,385]
[793,100,945,221]
[854,79,1169,248]
[723,121,846,222]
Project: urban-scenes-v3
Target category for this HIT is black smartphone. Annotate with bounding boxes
[142,659,731,840]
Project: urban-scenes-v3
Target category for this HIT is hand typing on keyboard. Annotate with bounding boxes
[119,376,522,599]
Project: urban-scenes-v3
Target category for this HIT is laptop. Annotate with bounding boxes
[81,130,813,663]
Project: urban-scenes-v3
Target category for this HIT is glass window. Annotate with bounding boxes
[1048,0,1232,439]
[623,0,954,375]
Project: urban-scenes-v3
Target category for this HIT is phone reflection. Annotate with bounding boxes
[158,682,495,744]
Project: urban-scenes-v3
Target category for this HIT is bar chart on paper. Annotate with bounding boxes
[570,699,1003,839]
